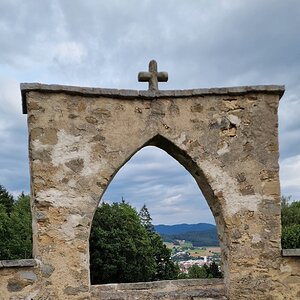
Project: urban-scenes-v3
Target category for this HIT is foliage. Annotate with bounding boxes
[282,224,300,249]
[139,204,179,280]
[139,204,154,232]
[148,230,179,280]
[0,185,14,214]
[90,202,179,284]
[0,190,32,260]
[281,197,300,249]
[177,272,189,279]
[90,202,155,284]
[159,229,219,247]
[207,261,223,278]
[188,264,207,278]
[281,196,300,227]
[187,262,222,279]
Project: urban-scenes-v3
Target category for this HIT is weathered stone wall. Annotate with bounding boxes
[0,83,299,299]
[0,259,41,300]
[90,279,226,299]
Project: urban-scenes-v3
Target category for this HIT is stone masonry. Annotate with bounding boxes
[0,62,299,299]
[90,279,226,299]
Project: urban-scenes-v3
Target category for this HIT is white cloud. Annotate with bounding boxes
[0,77,22,115]
[280,155,300,199]
[103,147,214,225]
[53,41,87,64]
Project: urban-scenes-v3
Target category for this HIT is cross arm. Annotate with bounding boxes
[157,72,168,82]
[138,72,152,82]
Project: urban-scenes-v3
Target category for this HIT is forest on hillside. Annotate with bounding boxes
[158,229,219,247]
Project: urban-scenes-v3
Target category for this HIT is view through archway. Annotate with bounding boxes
[89,146,222,284]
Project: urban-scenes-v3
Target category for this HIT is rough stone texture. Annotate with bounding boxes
[282,249,300,256]
[0,259,37,268]
[20,83,285,113]
[91,279,226,299]
[0,82,299,299]
[0,263,41,299]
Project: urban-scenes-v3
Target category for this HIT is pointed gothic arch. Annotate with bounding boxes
[16,82,296,299]
[89,142,221,284]
[92,133,224,227]
[85,133,228,268]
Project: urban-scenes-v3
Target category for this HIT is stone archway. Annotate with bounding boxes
[89,135,225,286]
[16,63,295,299]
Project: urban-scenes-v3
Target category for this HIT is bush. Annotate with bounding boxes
[187,262,222,279]
[282,224,300,249]
[281,197,300,249]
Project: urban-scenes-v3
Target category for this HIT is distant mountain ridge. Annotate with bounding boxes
[154,223,219,247]
[154,223,216,235]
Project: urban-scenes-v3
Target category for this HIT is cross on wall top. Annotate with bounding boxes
[138,60,168,91]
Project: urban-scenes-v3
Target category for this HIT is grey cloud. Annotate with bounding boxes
[279,89,300,132]
[0,1,61,67]
[0,79,29,193]
[279,88,300,160]
[103,147,213,224]
[280,154,300,200]
[0,0,299,224]
[2,1,300,91]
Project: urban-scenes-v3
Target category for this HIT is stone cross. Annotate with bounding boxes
[138,60,168,91]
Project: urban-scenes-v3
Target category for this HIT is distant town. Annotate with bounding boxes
[166,241,221,273]
[154,223,221,273]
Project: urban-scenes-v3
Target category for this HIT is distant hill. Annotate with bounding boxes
[154,223,216,235]
[154,223,219,247]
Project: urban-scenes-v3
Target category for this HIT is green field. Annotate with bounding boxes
[165,241,220,257]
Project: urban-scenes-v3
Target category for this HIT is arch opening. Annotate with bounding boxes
[89,135,225,285]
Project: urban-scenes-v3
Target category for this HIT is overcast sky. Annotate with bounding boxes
[0,0,299,225]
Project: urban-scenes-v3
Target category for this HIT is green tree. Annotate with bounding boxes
[281,197,300,249]
[282,224,300,249]
[177,272,189,279]
[90,202,156,284]
[148,229,179,280]
[139,204,154,232]
[188,264,207,278]
[0,192,32,259]
[9,194,32,259]
[139,204,179,280]
[187,262,222,279]
[207,261,222,278]
[0,185,14,214]
[0,203,10,258]
[281,196,300,227]
[90,202,179,284]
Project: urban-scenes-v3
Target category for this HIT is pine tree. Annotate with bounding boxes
[0,192,32,259]
[0,185,14,214]
[138,204,179,280]
[139,204,154,232]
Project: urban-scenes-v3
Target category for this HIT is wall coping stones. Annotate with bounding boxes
[0,259,37,268]
[20,82,285,114]
[91,279,226,299]
[282,249,300,256]
[92,278,224,290]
